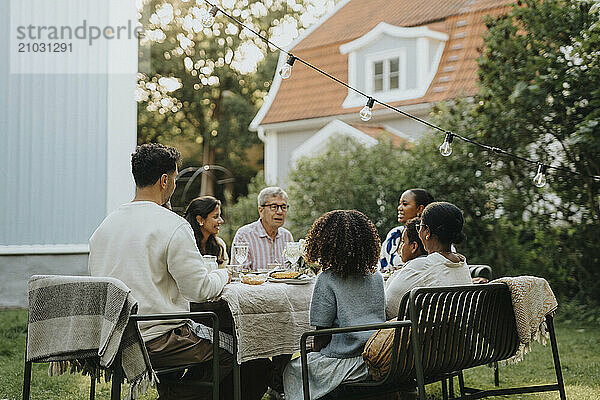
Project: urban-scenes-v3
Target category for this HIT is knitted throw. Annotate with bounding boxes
[491,276,558,363]
[27,275,155,399]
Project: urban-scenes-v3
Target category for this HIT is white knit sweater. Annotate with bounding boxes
[89,201,229,341]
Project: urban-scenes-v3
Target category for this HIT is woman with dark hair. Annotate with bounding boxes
[397,217,426,265]
[385,202,472,319]
[283,210,385,400]
[185,196,229,267]
[379,188,434,271]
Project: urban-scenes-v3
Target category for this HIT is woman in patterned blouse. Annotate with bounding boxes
[379,188,434,271]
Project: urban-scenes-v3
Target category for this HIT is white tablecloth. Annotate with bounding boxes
[220,280,315,363]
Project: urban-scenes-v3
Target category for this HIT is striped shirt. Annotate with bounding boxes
[232,219,294,271]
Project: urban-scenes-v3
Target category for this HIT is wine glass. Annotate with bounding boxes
[232,242,249,272]
[285,242,302,271]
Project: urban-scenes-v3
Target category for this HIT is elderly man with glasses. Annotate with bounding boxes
[232,186,294,271]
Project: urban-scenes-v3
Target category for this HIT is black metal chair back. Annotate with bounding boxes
[358,283,519,387]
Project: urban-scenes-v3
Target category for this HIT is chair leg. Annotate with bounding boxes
[449,376,454,398]
[89,374,96,400]
[494,362,499,386]
[22,360,32,400]
[111,351,123,400]
[458,371,466,398]
[442,378,448,400]
[547,316,567,400]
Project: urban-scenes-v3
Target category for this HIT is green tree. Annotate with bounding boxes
[473,0,600,304]
[476,0,600,223]
[286,137,409,240]
[136,0,336,196]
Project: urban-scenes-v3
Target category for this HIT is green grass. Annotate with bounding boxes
[1,309,598,399]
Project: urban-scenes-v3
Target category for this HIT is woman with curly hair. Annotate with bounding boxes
[184,196,229,267]
[283,210,385,400]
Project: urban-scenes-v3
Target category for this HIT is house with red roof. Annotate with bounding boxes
[250,0,512,186]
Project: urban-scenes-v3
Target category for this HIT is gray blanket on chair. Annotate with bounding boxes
[27,275,154,399]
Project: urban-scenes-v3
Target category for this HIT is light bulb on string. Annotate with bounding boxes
[201,5,218,27]
[359,97,375,121]
[533,164,547,188]
[279,55,296,79]
[439,133,454,157]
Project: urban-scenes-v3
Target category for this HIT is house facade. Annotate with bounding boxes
[251,0,512,187]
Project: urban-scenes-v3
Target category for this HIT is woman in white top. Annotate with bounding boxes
[385,202,472,319]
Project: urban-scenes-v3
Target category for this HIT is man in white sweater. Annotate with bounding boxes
[89,143,234,399]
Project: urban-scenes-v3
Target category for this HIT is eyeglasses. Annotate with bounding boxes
[262,203,290,212]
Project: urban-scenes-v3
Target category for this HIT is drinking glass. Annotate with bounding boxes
[285,242,302,270]
[232,242,249,272]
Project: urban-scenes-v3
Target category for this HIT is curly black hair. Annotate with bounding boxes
[131,143,181,188]
[304,210,380,278]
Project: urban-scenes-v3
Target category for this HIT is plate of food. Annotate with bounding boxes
[268,270,313,284]
[240,274,267,285]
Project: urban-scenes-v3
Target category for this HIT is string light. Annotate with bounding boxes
[201,5,218,27]
[192,0,599,187]
[279,54,296,79]
[360,98,375,122]
[533,164,547,188]
[439,133,454,157]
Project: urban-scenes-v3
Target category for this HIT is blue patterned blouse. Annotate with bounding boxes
[379,225,405,271]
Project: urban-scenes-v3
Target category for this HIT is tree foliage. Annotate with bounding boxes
[136,0,335,195]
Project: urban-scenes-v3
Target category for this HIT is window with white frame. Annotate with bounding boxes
[373,57,400,92]
[366,49,406,95]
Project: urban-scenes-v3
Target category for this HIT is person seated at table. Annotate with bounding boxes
[379,188,434,271]
[88,143,235,400]
[185,196,229,268]
[385,202,472,319]
[232,187,293,270]
[395,217,426,266]
[283,210,386,400]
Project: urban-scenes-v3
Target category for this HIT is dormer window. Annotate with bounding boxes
[340,23,448,108]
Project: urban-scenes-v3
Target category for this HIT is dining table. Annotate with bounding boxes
[191,276,315,400]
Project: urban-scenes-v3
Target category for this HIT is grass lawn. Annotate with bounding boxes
[1,308,598,399]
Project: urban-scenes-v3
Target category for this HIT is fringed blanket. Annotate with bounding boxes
[491,276,558,363]
[27,275,155,399]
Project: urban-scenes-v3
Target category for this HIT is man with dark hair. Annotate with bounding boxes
[88,143,234,399]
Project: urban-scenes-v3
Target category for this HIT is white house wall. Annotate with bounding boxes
[0,1,137,250]
[276,129,316,187]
